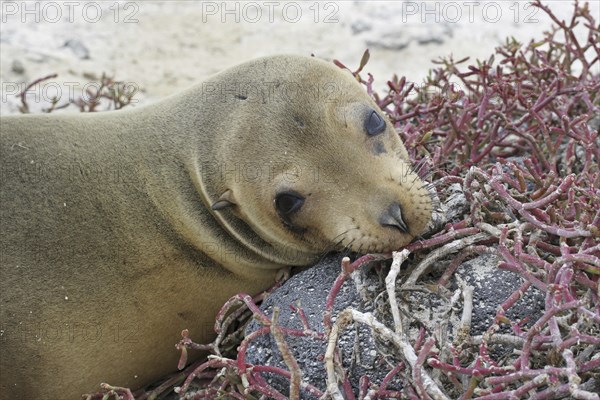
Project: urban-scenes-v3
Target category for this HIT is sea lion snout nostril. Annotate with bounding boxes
[379,202,409,234]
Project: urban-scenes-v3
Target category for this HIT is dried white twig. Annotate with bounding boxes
[327,308,450,400]
[385,249,411,335]
[403,233,490,287]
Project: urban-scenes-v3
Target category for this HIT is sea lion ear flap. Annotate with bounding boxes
[211,190,236,211]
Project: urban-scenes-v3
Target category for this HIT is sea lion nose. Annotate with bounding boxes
[379,202,409,234]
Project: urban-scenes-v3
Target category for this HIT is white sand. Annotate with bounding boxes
[1,1,597,114]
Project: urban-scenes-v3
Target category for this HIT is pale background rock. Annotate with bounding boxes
[1,1,597,114]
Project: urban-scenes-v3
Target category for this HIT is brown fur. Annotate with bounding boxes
[0,55,432,399]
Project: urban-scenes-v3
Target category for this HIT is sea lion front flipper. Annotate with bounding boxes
[211,189,236,210]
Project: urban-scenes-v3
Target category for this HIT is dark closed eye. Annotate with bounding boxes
[365,110,386,136]
[275,192,305,216]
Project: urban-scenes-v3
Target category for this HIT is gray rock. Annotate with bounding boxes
[244,254,393,398]
[360,22,453,50]
[63,39,90,60]
[365,34,411,51]
[346,1,455,51]
[454,254,545,334]
[11,60,25,74]
[243,252,545,398]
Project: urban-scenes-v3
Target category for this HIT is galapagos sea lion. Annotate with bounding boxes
[0,54,432,399]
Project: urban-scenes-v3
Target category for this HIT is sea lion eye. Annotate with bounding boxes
[365,110,386,136]
[275,192,305,216]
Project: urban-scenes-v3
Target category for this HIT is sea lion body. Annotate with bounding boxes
[0,55,432,399]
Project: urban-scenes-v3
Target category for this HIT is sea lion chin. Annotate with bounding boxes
[0,54,431,399]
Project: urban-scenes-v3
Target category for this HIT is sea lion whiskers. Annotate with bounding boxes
[412,158,429,178]
[340,240,357,260]
[315,225,360,260]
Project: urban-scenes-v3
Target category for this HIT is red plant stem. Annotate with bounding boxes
[429,359,512,377]
[251,366,325,397]
[250,372,289,400]
[519,300,579,369]
[412,338,435,400]
[215,293,271,333]
[378,362,405,393]
[323,254,384,330]
[406,227,481,252]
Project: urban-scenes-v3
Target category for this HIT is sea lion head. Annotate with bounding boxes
[208,55,432,262]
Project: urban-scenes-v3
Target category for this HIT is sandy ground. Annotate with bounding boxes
[1,1,598,114]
